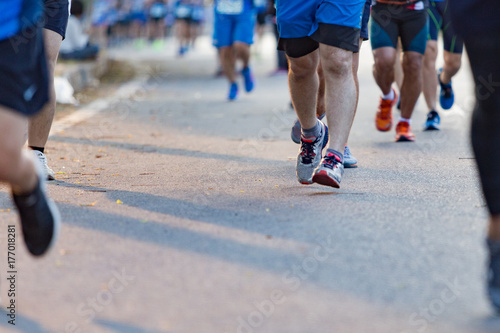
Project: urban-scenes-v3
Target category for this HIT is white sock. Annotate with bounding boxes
[399,117,411,124]
[382,89,395,100]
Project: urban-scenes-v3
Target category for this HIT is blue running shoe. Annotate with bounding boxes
[242,67,255,93]
[343,146,358,168]
[487,239,500,314]
[424,110,441,131]
[438,68,455,110]
[228,82,238,101]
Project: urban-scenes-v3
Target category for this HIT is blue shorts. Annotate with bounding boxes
[213,10,255,48]
[276,0,365,56]
[276,0,364,38]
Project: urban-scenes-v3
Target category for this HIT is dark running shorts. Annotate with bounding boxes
[428,1,463,54]
[278,24,361,58]
[0,26,49,116]
[360,0,371,41]
[44,0,70,39]
[370,3,429,54]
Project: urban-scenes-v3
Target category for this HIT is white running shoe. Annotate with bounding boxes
[33,150,55,180]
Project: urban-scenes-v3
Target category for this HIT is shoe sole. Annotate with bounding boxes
[424,125,440,131]
[31,152,61,256]
[344,163,358,169]
[312,171,340,188]
[376,123,392,132]
[395,135,415,142]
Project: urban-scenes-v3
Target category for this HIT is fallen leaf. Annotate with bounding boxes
[95,155,103,158]
[116,200,123,204]
[140,220,148,223]
[80,201,97,207]
[265,208,270,212]
[56,171,66,175]
[266,235,272,239]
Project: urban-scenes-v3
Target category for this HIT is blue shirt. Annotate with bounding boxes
[0,0,23,40]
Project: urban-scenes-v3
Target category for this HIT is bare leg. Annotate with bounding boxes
[400,51,424,119]
[0,108,38,195]
[394,40,404,91]
[316,62,326,117]
[319,44,356,152]
[28,29,62,150]
[234,42,250,68]
[440,50,462,84]
[373,47,397,96]
[490,216,500,240]
[287,51,320,130]
[220,46,237,83]
[423,40,438,111]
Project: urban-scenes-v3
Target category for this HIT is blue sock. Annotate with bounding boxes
[326,148,344,163]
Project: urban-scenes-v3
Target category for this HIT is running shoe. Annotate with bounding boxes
[242,67,255,93]
[12,151,60,256]
[438,68,455,110]
[424,110,441,131]
[395,121,415,142]
[296,120,328,184]
[343,146,358,168]
[312,152,344,188]
[33,150,55,180]
[228,82,238,101]
[291,118,302,144]
[376,88,398,132]
[487,239,500,313]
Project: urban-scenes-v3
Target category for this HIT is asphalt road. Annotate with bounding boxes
[0,34,499,333]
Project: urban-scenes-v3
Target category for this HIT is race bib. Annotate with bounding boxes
[216,0,244,15]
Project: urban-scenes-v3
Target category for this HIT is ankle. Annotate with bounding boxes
[489,215,500,241]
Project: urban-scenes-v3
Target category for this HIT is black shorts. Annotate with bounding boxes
[43,0,70,39]
[428,1,463,54]
[0,26,49,116]
[278,24,361,58]
[370,3,429,54]
[360,0,371,41]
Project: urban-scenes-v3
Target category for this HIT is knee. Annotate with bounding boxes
[424,43,438,67]
[0,145,22,181]
[288,57,318,80]
[374,55,395,73]
[321,52,352,77]
[444,54,462,72]
[403,54,423,75]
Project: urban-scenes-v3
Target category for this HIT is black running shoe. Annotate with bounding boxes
[12,153,60,256]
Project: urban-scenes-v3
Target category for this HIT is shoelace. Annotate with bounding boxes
[300,137,320,164]
[322,154,341,170]
[443,86,452,98]
[379,99,393,120]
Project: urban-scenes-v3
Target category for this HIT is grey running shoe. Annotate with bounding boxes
[487,239,500,313]
[296,120,328,184]
[33,150,55,180]
[12,151,61,256]
[343,146,358,168]
[312,152,344,188]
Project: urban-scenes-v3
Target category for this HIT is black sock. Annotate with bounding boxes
[29,146,44,154]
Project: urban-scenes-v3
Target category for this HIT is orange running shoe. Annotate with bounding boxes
[375,88,398,132]
[395,121,415,142]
